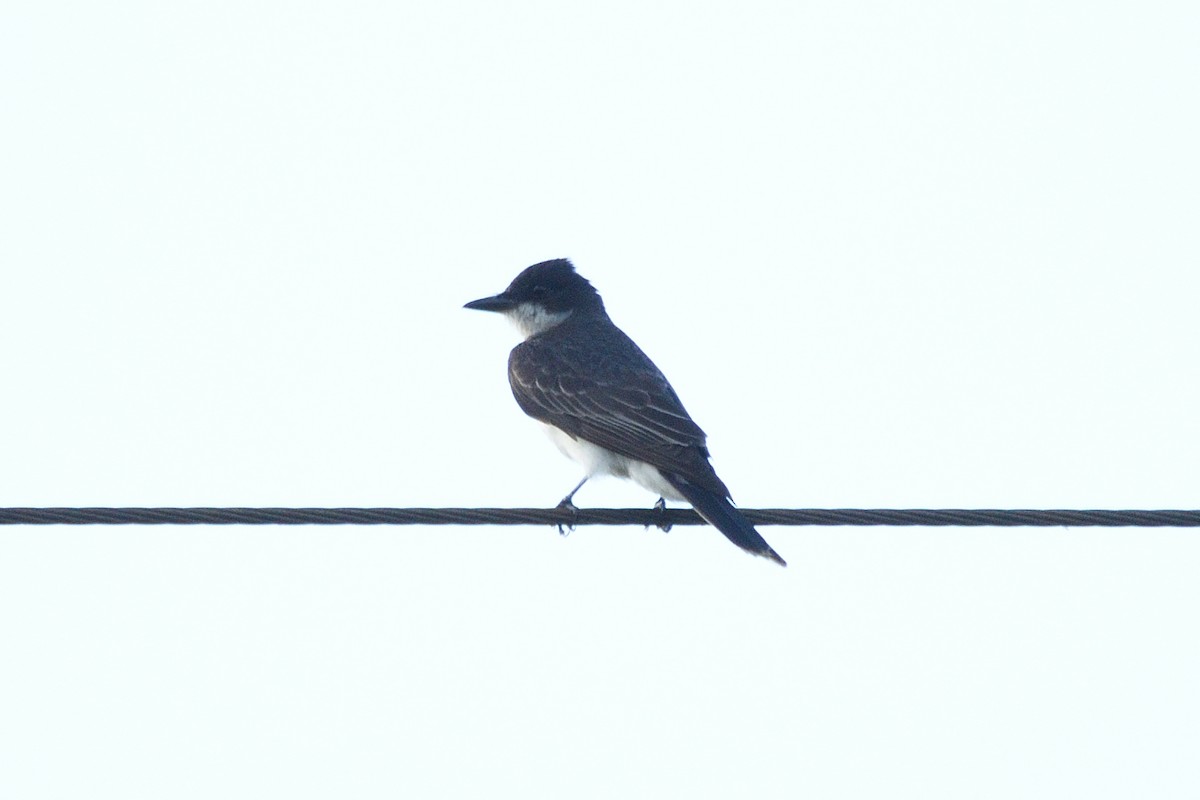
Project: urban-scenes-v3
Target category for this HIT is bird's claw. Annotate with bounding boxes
[555,497,579,536]
[651,497,673,533]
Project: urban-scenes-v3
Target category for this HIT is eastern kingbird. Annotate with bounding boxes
[464,258,786,566]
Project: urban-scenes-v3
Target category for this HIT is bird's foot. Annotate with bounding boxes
[555,497,579,536]
[651,497,673,533]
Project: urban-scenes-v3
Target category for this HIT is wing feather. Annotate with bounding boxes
[508,327,728,495]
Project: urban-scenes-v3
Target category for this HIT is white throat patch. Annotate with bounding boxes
[505,302,573,338]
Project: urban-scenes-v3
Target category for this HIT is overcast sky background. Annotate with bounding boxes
[2,1,1199,797]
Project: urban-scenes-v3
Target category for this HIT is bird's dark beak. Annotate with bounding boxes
[464,292,518,313]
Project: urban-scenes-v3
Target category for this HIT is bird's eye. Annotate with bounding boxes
[530,285,548,298]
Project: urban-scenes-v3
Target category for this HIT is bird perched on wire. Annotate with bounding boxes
[464,258,786,566]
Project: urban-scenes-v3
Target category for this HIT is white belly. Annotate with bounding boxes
[539,423,685,501]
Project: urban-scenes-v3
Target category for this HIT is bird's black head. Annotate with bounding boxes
[500,259,604,314]
[464,258,605,336]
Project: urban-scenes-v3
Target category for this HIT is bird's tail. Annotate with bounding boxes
[664,473,786,567]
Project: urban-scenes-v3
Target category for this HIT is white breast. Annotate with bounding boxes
[539,423,685,501]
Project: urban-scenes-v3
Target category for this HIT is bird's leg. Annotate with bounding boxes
[557,476,588,509]
[555,476,588,535]
[652,496,673,533]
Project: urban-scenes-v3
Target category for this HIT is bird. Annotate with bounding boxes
[464,258,786,566]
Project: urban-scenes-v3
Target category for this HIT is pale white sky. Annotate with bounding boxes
[2,1,1199,797]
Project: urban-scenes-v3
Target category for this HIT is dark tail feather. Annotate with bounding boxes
[665,474,786,567]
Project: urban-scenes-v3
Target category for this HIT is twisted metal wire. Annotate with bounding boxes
[1,507,1198,526]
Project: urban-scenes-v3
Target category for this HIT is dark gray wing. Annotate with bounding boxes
[508,329,730,496]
